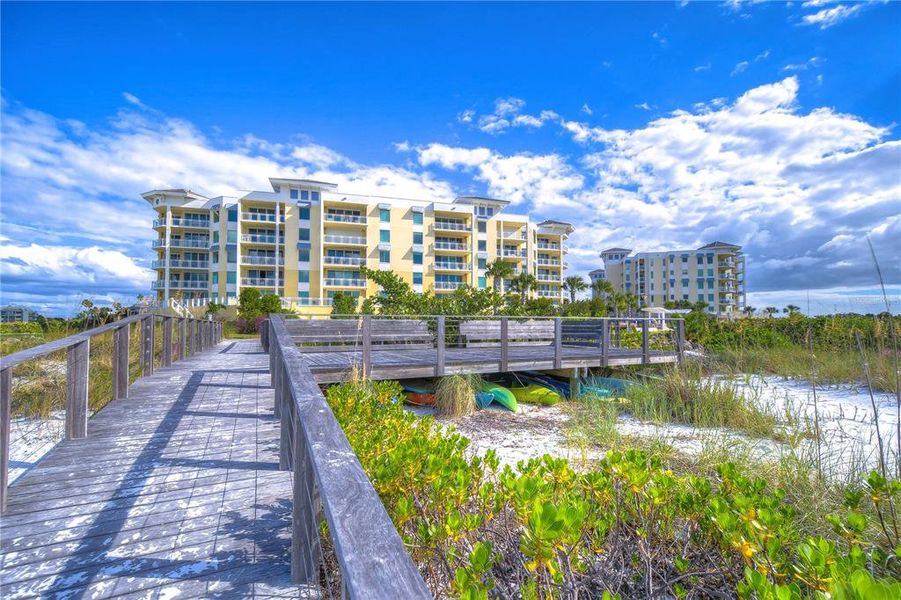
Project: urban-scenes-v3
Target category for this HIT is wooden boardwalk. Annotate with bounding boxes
[0,340,306,599]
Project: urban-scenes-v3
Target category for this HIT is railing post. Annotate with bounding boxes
[361,315,371,379]
[261,318,269,351]
[1,367,11,512]
[177,318,186,361]
[273,347,282,418]
[435,316,445,377]
[614,319,620,348]
[66,339,90,439]
[500,317,509,372]
[186,319,194,356]
[553,317,562,370]
[279,367,291,471]
[112,324,130,401]
[600,319,609,366]
[162,317,173,367]
[675,319,685,363]
[641,319,650,364]
[141,316,154,376]
[292,427,321,584]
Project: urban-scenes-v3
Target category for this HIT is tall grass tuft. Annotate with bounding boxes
[625,362,781,439]
[435,374,480,417]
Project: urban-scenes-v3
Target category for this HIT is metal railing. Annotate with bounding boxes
[242,278,279,287]
[434,242,468,251]
[501,249,527,257]
[323,235,367,245]
[324,213,366,224]
[0,313,223,510]
[151,280,209,290]
[153,238,210,249]
[537,259,561,266]
[323,255,365,266]
[241,256,285,266]
[434,281,465,290]
[241,212,283,222]
[434,262,469,271]
[433,221,468,232]
[241,234,284,244]
[151,259,210,269]
[537,243,561,250]
[281,297,333,307]
[324,278,366,288]
[264,315,430,595]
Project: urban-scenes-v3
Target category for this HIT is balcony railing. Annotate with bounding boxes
[241,212,282,222]
[323,255,365,266]
[153,217,211,229]
[323,235,367,245]
[537,274,559,282]
[241,234,284,244]
[151,259,210,269]
[434,221,468,232]
[154,238,210,249]
[434,242,468,251]
[324,278,366,288]
[537,242,561,250]
[282,297,333,307]
[500,232,527,241]
[241,256,285,266]
[537,259,561,266]
[242,278,279,287]
[434,281,465,291]
[537,290,560,298]
[151,280,209,290]
[434,262,469,271]
[501,249,526,258]
[325,213,366,224]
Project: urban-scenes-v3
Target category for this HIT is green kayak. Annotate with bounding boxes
[480,383,518,412]
[510,384,562,406]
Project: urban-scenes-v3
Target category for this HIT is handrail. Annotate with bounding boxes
[1,312,223,511]
[266,314,430,597]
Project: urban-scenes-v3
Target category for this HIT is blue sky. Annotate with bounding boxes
[1,1,899,316]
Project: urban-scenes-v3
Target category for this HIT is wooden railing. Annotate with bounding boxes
[0,313,222,511]
[264,314,430,597]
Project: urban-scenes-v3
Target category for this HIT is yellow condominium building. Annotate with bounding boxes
[143,178,574,309]
[596,242,747,316]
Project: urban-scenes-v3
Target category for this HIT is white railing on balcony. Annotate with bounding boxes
[324,235,367,245]
[323,256,365,266]
[241,278,279,287]
[325,213,366,224]
[153,217,211,228]
[434,281,465,291]
[434,221,468,232]
[537,243,561,250]
[500,232,527,241]
[537,289,561,298]
[324,278,366,288]
[434,241,468,251]
[501,249,526,258]
[537,274,559,282]
[282,297,333,307]
[241,256,285,266]
[241,234,284,244]
[151,280,209,290]
[434,262,469,271]
[152,259,210,269]
[154,238,210,249]
[241,212,281,222]
[537,259,561,266]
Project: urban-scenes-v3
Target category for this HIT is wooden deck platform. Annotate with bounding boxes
[302,345,678,383]
[0,340,305,599]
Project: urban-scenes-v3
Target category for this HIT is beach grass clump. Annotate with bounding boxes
[624,363,782,439]
[435,373,480,417]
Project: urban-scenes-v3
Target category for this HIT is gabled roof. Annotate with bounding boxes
[601,247,632,254]
[268,177,338,191]
[698,241,741,250]
[454,195,511,207]
[588,268,606,275]
[537,219,575,234]
[140,189,209,202]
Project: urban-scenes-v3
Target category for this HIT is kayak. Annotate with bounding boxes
[475,391,496,409]
[405,391,436,406]
[521,371,571,398]
[402,379,437,406]
[582,376,632,397]
[510,384,562,406]
[480,383,518,412]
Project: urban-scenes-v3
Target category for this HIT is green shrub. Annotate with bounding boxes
[325,380,901,598]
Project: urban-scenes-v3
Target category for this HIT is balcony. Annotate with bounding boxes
[324,234,367,246]
[500,231,527,241]
[434,261,469,272]
[718,259,735,268]
[537,289,560,298]
[241,278,279,287]
[434,220,468,232]
[537,274,559,282]
[537,259,561,266]
[537,242,561,251]
[500,249,526,259]
[324,278,366,288]
[153,217,210,229]
[151,280,209,290]
[241,234,284,244]
[284,297,332,307]
[324,213,366,224]
[154,238,210,249]
[435,281,465,291]
[152,259,210,270]
[241,256,285,266]
[323,255,365,267]
[241,212,282,222]
[434,241,469,252]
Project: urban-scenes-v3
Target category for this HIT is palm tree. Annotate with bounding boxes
[608,292,628,318]
[510,272,538,303]
[764,306,778,318]
[563,275,588,303]
[591,279,614,301]
[485,259,515,293]
[783,304,801,316]
[742,305,756,317]
[623,293,641,317]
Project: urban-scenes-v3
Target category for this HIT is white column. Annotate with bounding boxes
[164,205,171,302]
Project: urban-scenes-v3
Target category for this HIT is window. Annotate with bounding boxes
[213,231,219,244]
[298,249,310,262]
[298,206,310,220]
[413,232,423,244]
[379,250,390,263]
[697,269,704,277]
[380,230,390,243]
[683,294,689,300]
[478,276,487,288]
[227,207,238,222]
[226,272,236,284]
[290,189,298,200]
[697,279,704,290]
[226,249,237,263]
[413,252,423,265]
[213,211,219,223]
[298,270,309,283]
[478,240,486,251]
[301,190,309,201]
[478,258,486,269]
[478,221,487,233]
[299,228,310,242]
[227,230,237,243]
[708,293,714,302]
[311,191,320,201]
[212,273,219,284]
[412,211,423,225]
[413,272,423,285]
[380,209,390,223]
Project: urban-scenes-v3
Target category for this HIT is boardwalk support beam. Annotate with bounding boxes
[66,339,90,439]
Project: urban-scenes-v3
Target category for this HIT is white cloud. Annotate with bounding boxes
[694,63,712,72]
[634,102,653,111]
[467,97,556,135]
[731,61,750,76]
[802,3,864,28]
[122,92,145,107]
[393,140,411,152]
[782,56,824,71]
[457,109,475,123]
[651,31,667,46]
[581,104,593,116]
